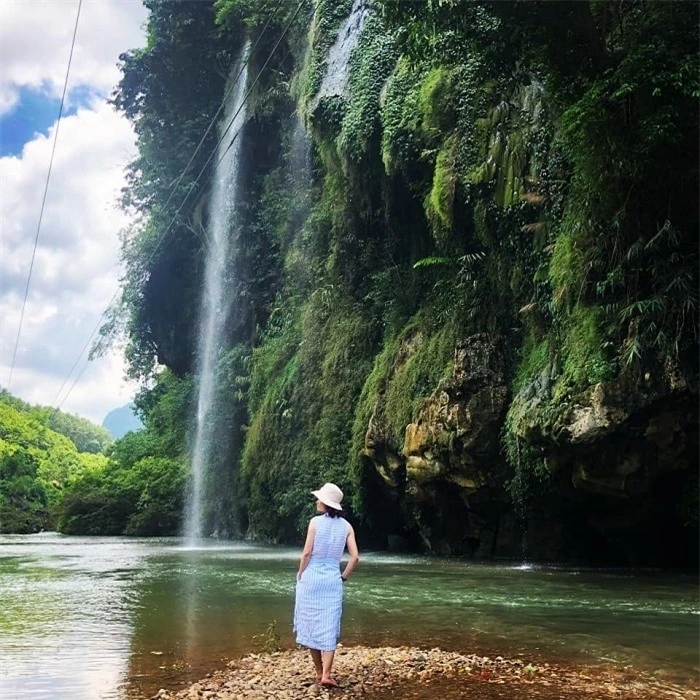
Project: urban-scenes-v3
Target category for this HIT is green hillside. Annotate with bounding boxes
[0,390,113,454]
[0,402,108,533]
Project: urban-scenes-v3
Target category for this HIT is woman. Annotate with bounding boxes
[293,482,360,688]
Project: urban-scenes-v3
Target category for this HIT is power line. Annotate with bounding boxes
[52,0,287,409]
[52,317,105,408]
[53,0,308,412]
[7,0,83,390]
[159,0,287,214]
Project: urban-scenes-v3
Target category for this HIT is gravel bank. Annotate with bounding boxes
[145,646,698,700]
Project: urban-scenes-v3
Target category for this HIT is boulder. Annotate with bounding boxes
[402,334,508,491]
[363,333,510,555]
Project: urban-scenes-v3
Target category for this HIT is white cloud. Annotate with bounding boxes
[0,0,147,424]
[4,349,135,425]
[0,100,139,422]
[0,0,147,113]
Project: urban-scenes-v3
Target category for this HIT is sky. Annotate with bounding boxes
[0,0,148,424]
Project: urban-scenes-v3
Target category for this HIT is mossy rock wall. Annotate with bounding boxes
[118,1,698,565]
[236,2,698,565]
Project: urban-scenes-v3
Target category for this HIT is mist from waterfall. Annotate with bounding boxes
[290,113,312,216]
[185,45,250,545]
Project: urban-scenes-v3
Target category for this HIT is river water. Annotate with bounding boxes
[0,533,697,698]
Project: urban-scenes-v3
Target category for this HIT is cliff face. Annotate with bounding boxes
[364,335,510,555]
[361,327,697,564]
[367,341,697,563]
[115,1,698,565]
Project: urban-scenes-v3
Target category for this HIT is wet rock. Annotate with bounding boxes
[403,334,508,488]
[363,334,510,555]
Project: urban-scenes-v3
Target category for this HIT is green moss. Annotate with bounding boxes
[379,58,424,173]
[472,198,491,246]
[469,120,526,207]
[337,13,397,163]
[384,325,455,442]
[467,81,546,208]
[351,314,456,454]
[512,334,551,394]
[557,304,616,393]
[426,134,459,237]
[347,313,456,516]
[549,228,586,308]
[502,341,555,516]
[247,300,301,415]
[503,303,616,513]
[417,67,455,136]
[349,336,397,466]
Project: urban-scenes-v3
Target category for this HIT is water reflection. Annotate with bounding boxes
[0,538,135,699]
[0,534,697,699]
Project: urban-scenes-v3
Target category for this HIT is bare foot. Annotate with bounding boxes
[320,677,339,688]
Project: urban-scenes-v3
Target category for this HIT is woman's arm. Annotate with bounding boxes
[341,525,360,581]
[296,519,316,581]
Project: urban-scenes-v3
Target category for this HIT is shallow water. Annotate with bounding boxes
[0,533,697,698]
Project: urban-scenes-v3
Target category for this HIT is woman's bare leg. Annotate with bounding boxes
[309,648,323,680]
[321,651,337,686]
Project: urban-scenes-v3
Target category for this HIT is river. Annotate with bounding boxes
[0,533,697,698]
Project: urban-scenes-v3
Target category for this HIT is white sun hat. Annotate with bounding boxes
[311,482,344,511]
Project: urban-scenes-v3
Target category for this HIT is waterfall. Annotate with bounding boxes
[316,0,371,101]
[291,113,311,181]
[185,45,250,545]
[290,113,312,209]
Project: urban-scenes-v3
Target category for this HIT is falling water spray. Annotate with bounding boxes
[185,44,250,545]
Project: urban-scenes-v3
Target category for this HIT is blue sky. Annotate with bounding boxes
[0,85,98,157]
[0,0,147,423]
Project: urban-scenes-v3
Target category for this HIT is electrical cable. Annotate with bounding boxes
[7,0,83,389]
[51,0,288,409]
[53,0,308,412]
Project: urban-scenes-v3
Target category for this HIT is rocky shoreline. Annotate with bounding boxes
[146,645,697,700]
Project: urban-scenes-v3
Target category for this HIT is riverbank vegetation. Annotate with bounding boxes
[0,391,111,532]
[0,387,185,536]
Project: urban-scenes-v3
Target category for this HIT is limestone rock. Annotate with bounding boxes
[362,333,510,555]
[402,334,508,491]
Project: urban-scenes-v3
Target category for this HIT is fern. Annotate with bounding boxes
[622,337,642,366]
[412,256,453,269]
[620,297,663,321]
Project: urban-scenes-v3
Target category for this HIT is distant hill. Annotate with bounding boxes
[0,397,109,533]
[102,404,143,439]
[0,389,112,453]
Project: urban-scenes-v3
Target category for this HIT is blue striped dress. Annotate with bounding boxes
[293,514,350,651]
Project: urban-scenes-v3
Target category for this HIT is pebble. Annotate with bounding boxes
[141,646,698,700]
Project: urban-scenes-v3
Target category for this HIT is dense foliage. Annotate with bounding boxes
[0,384,187,537]
[100,0,240,379]
[58,371,190,536]
[90,0,697,563]
[0,399,108,533]
[0,390,113,454]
